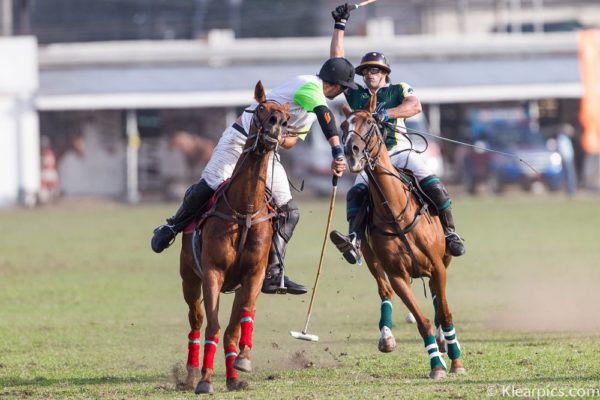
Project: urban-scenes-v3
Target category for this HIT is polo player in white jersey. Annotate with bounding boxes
[151,58,358,295]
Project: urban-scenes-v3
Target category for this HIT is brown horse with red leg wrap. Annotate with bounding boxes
[340,95,465,380]
[179,81,290,394]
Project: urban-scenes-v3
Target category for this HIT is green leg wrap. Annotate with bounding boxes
[432,294,440,329]
[378,299,393,330]
[442,324,461,360]
[424,335,446,370]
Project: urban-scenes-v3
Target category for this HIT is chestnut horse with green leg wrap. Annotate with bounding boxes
[179,81,290,394]
[341,95,465,380]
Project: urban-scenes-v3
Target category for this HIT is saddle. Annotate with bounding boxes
[362,168,434,230]
[188,180,279,293]
[395,168,439,216]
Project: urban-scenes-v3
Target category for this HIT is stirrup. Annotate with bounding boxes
[329,231,363,265]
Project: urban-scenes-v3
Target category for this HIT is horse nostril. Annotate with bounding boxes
[352,145,360,155]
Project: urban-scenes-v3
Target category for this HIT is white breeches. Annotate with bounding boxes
[201,126,292,207]
[354,149,432,186]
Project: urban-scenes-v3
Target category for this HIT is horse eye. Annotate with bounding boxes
[258,105,265,111]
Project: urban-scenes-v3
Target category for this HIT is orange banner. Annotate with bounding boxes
[578,30,600,154]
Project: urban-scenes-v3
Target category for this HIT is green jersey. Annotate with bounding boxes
[345,82,415,151]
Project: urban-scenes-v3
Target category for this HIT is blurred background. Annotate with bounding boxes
[2,0,600,206]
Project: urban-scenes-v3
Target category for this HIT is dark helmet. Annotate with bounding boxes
[318,57,358,90]
[355,52,391,76]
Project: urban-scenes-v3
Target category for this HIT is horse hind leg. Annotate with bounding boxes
[431,263,466,375]
[387,273,447,380]
[180,233,204,390]
[362,243,396,353]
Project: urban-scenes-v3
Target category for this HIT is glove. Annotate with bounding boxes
[332,3,351,30]
[372,107,389,124]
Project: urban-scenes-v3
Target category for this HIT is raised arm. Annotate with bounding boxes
[330,4,351,58]
[387,95,422,120]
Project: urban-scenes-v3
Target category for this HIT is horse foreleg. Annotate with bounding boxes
[195,268,224,395]
[231,269,264,376]
[222,291,249,391]
[180,233,203,390]
[428,279,446,353]
[388,273,447,380]
[431,264,465,374]
[362,243,396,353]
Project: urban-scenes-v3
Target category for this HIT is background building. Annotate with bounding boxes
[1,0,600,205]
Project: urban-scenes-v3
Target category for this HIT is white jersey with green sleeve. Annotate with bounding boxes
[240,75,328,140]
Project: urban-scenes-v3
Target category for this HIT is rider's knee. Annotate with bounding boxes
[184,179,215,207]
[277,199,300,242]
[346,183,369,220]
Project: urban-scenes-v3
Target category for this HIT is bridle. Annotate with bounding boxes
[344,111,386,171]
[243,100,287,156]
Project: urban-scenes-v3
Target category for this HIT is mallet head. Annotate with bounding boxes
[290,331,319,342]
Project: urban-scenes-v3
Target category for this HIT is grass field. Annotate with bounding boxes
[1,196,600,399]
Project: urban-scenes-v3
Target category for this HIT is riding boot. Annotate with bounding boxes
[151,179,214,253]
[330,183,368,265]
[261,200,307,295]
[419,175,465,257]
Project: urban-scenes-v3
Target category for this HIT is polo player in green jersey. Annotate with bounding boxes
[328,3,465,265]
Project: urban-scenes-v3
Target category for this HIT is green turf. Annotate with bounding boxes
[1,197,599,399]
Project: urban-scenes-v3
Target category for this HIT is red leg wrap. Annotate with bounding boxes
[224,344,238,380]
[187,330,201,369]
[202,336,219,370]
[239,311,254,349]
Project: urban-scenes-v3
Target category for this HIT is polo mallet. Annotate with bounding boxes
[352,0,377,10]
[290,175,339,342]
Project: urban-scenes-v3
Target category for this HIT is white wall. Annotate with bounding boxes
[0,37,39,207]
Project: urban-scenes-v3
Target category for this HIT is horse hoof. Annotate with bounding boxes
[233,356,252,373]
[194,381,214,394]
[378,335,397,353]
[450,367,466,374]
[185,367,201,390]
[378,337,397,353]
[429,369,447,380]
[226,378,249,391]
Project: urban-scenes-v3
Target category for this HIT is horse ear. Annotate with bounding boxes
[341,103,353,118]
[282,102,291,113]
[368,94,377,113]
[254,80,267,103]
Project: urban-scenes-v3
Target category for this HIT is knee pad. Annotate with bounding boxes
[277,200,300,242]
[346,183,369,220]
[183,179,215,209]
[420,175,451,212]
